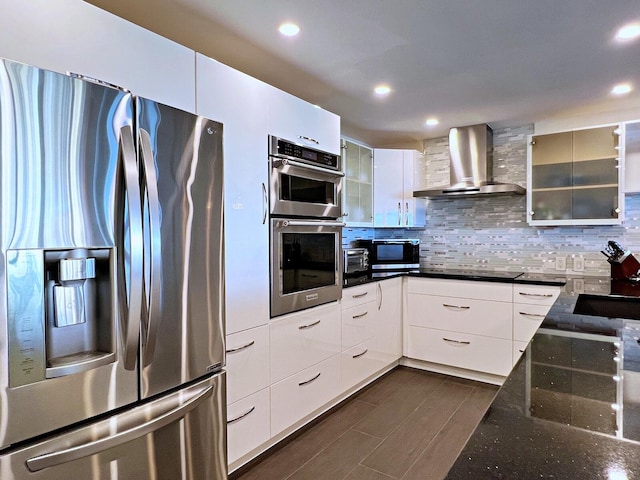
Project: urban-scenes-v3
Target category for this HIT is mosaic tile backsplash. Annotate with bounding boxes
[344,124,640,277]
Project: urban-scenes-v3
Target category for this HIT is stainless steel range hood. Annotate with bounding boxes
[413,124,525,198]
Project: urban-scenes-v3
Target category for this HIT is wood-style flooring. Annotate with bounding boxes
[231,366,498,480]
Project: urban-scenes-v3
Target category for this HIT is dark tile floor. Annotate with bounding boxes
[231,366,498,480]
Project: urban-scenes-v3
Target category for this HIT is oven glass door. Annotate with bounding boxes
[270,219,343,317]
[270,159,343,218]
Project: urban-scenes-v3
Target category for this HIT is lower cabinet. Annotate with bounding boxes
[341,340,389,390]
[227,388,271,465]
[270,354,342,436]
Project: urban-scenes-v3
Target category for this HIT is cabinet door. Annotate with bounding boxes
[342,139,374,226]
[371,278,402,361]
[403,150,426,227]
[373,149,404,227]
[196,54,270,334]
[0,0,196,112]
[227,388,270,466]
[226,325,270,404]
[266,86,340,154]
[624,122,640,193]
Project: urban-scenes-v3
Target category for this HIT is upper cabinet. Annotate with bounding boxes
[624,121,640,194]
[373,149,427,228]
[342,139,374,226]
[0,0,196,112]
[527,125,623,226]
[266,87,341,155]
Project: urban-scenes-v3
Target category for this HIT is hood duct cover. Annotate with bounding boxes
[413,124,525,198]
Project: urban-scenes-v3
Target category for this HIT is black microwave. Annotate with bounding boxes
[356,239,420,273]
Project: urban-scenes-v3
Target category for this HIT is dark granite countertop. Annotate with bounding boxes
[446,276,640,479]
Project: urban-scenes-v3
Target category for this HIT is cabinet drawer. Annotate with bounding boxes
[513,285,560,305]
[342,300,377,349]
[270,354,341,435]
[341,340,388,391]
[341,283,378,310]
[226,325,270,404]
[513,303,552,342]
[407,294,512,339]
[270,303,340,384]
[407,278,512,302]
[406,326,513,376]
[227,388,270,465]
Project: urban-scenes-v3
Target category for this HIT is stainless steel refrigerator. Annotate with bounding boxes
[0,58,226,479]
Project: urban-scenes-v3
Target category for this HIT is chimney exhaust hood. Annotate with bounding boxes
[413,124,525,198]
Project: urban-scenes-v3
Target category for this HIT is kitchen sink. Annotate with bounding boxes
[573,294,640,320]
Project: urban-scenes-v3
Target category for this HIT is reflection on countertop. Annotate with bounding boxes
[446,276,640,479]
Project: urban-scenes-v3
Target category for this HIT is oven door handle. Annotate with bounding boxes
[281,220,346,227]
[272,158,345,177]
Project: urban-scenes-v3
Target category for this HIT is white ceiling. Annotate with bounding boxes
[86,0,640,147]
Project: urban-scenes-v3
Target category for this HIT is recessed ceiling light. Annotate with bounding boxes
[611,83,633,95]
[279,22,300,37]
[425,118,439,126]
[374,84,391,96]
[615,22,640,42]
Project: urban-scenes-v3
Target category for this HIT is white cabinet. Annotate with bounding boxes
[227,388,270,466]
[405,278,514,377]
[0,0,196,112]
[512,284,560,365]
[624,121,640,193]
[196,54,270,334]
[371,278,403,362]
[341,139,374,226]
[270,303,341,384]
[266,86,340,154]
[373,149,427,227]
[225,326,270,404]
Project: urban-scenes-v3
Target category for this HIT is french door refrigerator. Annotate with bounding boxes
[0,58,226,479]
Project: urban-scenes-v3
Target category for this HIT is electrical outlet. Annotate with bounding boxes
[555,256,566,271]
[573,255,585,272]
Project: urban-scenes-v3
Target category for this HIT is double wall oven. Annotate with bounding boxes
[269,136,344,317]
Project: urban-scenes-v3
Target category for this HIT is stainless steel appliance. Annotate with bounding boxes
[0,58,226,479]
[343,247,369,277]
[357,239,420,275]
[270,218,343,317]
[269,135,344,218]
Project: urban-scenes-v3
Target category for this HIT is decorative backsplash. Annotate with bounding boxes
[344,124,640,276]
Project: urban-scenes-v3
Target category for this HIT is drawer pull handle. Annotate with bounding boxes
[353,348,368,359]
[443,337,471,345]
[298,135,319,145]
[519,312,546,318]
[298,372,321,386]
[298,319,321,330]
[352,311,368,319]
[226,340,255,354]
[518,292,553,298]
[352,292,368,299]
[442,303,470,310]
[227,406,256,424]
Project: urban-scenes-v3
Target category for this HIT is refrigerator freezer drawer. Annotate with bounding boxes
[0,373,227,480]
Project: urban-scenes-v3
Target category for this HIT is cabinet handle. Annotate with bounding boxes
[405,202,409,226]
[342,212,349,217]
[226,340,255,354]
[261,183,268,225]
[298,372,321,386]
[378,283,383,310]
[442,303,471,310]
[298,319,321,330]
[352,292,368,299]
[518,292,552,298]
[518,312,546,318]
[297,135,319,145]
[352,311,369,319]
[443,337,471,345]
[398,202,402,226]
[227,406,256,424]
[352,348,368,359]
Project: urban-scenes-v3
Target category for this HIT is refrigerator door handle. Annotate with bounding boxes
[138,129,162,367]
[25,385,214,472]
[118,126,144,371]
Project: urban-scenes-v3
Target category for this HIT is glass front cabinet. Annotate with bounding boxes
[527,124,623,226]
[341,138,374,226]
